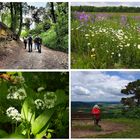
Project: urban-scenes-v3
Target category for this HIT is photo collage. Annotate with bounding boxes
[0,1,140,139]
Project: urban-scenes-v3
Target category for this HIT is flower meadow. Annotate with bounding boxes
[71,12,140,68]
[0,72,69,138]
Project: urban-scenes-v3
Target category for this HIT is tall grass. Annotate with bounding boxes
[71,12,140,68]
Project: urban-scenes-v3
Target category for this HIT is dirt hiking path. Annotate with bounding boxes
[0,40,68,69]
[72,120,129,138]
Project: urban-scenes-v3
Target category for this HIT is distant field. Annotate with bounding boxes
[71,12,140,68]
[72,101,122,119]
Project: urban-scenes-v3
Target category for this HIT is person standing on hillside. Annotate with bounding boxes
[91,105,101,126]
[28,35,33,52]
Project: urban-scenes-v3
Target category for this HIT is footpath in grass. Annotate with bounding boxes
[72,118,140,138]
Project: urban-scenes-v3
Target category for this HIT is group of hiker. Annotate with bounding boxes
[23,35,42,53]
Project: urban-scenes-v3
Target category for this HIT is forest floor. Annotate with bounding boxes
[72,119,131,138]
[0,40,68,69]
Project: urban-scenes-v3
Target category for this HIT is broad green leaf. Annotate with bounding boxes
[21,98,35,124]
[35,124,49,138]
[16,122,28,136]
[32,109,54,135]
[8,133,25,139]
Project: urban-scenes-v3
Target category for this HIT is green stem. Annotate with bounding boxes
[28,129,30,138]
[15,121,18,133]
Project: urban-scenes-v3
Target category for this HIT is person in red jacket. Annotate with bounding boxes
[91,105,101,126]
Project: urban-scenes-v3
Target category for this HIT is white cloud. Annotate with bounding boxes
[72,86,90,96]
[71,71,132,102]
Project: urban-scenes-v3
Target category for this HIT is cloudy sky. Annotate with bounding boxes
[71,71,140,102]
[71,2,140,7]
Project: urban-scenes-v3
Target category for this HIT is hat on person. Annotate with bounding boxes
[93,104,100,109]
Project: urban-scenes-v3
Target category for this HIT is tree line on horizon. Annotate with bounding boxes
[71,6,140,13]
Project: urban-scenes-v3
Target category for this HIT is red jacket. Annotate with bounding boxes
[91,108,101,119]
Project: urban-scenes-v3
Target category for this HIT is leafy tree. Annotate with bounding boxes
[121,79,140,107]
[71,6,140,13]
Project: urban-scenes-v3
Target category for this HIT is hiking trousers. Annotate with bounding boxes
[28,43,32,52]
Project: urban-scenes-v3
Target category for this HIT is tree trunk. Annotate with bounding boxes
[50,2,56,23]
[10,3,14,32]
[17,3,23,37]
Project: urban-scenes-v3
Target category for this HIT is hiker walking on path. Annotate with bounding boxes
[23,37,27,49]
[91,105,101,126]
[34,36,38,50]
[36,36,42,53]
[28,35,33,52]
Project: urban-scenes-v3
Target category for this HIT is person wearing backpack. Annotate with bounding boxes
[28,35,33,52]
[91,105,101,126]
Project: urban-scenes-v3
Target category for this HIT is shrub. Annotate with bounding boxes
[40,27,57,50]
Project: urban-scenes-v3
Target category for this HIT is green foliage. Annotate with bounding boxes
[0,129,8,138]
[122,107,140,119]
[72,6,140,13]
[31,109,54,136]
[0,72,69,138]
[54,3,68,52]
[21,30,29,37]
[121,79,140,107]
[40,27,57,49]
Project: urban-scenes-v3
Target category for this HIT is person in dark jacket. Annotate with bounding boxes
[28,35,33,52]
[23,37,27,49]
[34,36,38,50]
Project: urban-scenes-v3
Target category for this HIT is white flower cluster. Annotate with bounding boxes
[34,92,57,110]
[7,87,27,100]
[34,99,45,110]
[44,92,57,109]
[6,107,21,122]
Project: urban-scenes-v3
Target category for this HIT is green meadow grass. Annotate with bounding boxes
[71,12,140,69]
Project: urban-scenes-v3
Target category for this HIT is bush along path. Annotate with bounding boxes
[0,40,68,69]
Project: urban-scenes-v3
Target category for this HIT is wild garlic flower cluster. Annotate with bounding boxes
[44,92,57,109]
[34,99,45,110]
[7,86,27,100]
[34,92,57,110]
[6,107,21,122]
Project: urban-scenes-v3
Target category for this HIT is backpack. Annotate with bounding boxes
[28,36,32,43]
